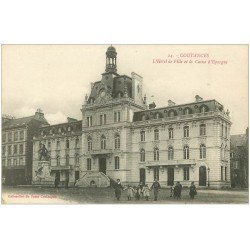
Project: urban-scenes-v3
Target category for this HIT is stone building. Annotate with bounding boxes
[2,110,48,185]
[32,118,82,186]
[32,46,231,188]
[230,129,248,188]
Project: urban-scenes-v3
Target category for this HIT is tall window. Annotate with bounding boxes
[140,130,145,141]
[168,147,174,160]
[221,144,224,159]
[19,158,23,165]
[48,141,51,150]
[200,124,206,136]
[184,108,192,115]
[221,123,224,137]
[140,149,145,162]
[75,154,80,166]
[201,106,207,113]
[169,128,174,139]
[56,156,60,166]
[20,131,24,140]
[183,167,190,180]
[225,167,227,181]
[66,139,70,149]
[8,145,12,155]
[87,158,91,170]
[200,144,206,159]
[154,129,159,141]
[115,156,120,170]
[2,146,6,156]
[8,132,12,142]
[14,132,18,141]
[114,111,121,122]
[114,134,120,149]
[87,116,92,127]
[87,136,92,151]
[154,147,159,161]
[75,138,79,148]
[183,145,189,159]
[2,133,6,143]
[184,126,189,138]
[14,145,17,155]
[100,114,107,125]
[225,125,228,138]
[13,159,17,166]
[66,154,70,166]
[56,140,60,149]
[154,168,159,181]
[101,135,106,150]
[221,166,224,180]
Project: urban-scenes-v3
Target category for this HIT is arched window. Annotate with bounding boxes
[155,113,160,119]
[56,156,60,166]
[140,149,145,162]
[101,135,106,149]
[140,130,146,141]
[183,107,192,115]
[75,153,79,166]
[115,134,120,149]
[168,147,174,160]
[183,145,189,159]
[154,129,159,141]
[200,144,206,159]
[168,128,174,139]
[168,109,176,117]
[154,147,159,161]
[141,114,146,121]
[200,124,206,136]
[66,154,70,166]
[66,139,70,149]
[87,136,92,151]
[184,126,189,138]
[200,105,209,113]
[115,156,120,169]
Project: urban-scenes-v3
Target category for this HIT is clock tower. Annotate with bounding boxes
[105,45,117,73]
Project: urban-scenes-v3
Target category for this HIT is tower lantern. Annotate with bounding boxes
[105,45,117,73]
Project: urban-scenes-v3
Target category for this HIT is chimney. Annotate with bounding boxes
[168,100,176,106]
[195,95,203,102]
[149,102,156,109]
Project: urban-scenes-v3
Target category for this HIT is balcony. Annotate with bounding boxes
[146,159,196,167]
[50,165,72,171]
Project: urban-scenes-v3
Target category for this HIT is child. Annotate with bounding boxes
[126,185,135,201]
[142,184,150,201]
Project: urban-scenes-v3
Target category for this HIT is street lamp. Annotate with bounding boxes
[207,167,210,187]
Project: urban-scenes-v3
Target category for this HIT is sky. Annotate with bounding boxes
[2,45,248,134]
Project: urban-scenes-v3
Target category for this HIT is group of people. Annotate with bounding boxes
[113,179,197,201]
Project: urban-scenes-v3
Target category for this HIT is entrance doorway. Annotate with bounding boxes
[99,158,106,175]
[199,166,207,186]
[167,167,174,186]
[140,168,146,185]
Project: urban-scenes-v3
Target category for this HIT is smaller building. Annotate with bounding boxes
[32,118,82,187]
[230,129,248,188]
[2,110,48,185]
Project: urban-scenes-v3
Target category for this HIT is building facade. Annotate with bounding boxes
[230,129,248,188]
[31,46,231,188]
[2,110,48,185]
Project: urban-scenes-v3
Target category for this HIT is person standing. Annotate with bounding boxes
[126,185,135,201]
[54,173,60,189]
[114,179,123,201]
[174,182,182,200]
[189,181,197,199]
[142,184,150,201]
[151,179,161,201]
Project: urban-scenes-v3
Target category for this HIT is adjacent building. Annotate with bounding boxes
[230,129,248,188]
[31,46,232,188]
[2,110,48,185]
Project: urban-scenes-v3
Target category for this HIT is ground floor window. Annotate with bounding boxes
[154,167,159,181]
[225,166,227,181]
[183,166,190,180]
[87,158,91,170]
[115,156,120,170]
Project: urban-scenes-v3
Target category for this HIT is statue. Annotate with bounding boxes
[38,144,49,161]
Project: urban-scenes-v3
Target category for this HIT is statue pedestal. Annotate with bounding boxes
[33,161,54,185]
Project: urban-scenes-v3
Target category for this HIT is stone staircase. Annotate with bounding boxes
[75,172,110,187]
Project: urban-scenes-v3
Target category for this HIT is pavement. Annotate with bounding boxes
[1,186,249,204]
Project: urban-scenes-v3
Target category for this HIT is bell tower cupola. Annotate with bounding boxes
[105,45,117,73]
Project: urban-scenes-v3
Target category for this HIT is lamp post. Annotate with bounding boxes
[207,167,210,187]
